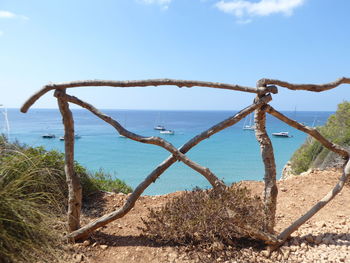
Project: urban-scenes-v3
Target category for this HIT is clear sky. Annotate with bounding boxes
[1,0,349,111]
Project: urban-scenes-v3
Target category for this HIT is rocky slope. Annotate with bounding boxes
[69,168,350,263]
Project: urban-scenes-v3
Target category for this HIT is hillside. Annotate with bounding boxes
[70,169,350,263]
[289,101,350,175]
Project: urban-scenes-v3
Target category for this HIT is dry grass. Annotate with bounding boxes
[141,185,267,261]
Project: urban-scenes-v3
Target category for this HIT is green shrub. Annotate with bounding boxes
[86,169,132,194]
[291,101,350,174]
[141,185,266,260]
[0,136,132,262]
[0,140,66,262]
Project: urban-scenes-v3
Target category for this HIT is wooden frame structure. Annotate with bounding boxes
[21,77,350,247]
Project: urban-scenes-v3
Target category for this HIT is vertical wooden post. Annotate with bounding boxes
[254,91,278,233]
[56,89,82,232]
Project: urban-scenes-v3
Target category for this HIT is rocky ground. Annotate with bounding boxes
[67,168,350,263]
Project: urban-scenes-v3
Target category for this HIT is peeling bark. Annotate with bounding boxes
[258,77,350,92]
[20,79,277,113]
[254,102,277,234]
[56,90,82,232]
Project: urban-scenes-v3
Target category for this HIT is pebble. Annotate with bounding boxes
[82,240,90,247]
[100,244,108,250]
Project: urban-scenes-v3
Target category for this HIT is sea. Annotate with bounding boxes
[3,108,332,195]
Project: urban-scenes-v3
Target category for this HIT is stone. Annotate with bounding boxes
[74,254,83,263]
[82,240,91,247]
[305,235,314,244]
[314,235,323,245]
[100,244,108,250]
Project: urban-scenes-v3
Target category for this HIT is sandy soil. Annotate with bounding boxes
[69,168,350,263]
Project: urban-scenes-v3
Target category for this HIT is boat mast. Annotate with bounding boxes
[0,104,10,140]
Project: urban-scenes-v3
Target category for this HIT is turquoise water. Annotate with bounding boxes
[5,109,332,195]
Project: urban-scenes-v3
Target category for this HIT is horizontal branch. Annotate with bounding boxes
[21,79,277,113]
[277,159,350,242]
[257,77,350,92]
[66,94,272,241]
[55,90,224,189]
[265,105,349,159]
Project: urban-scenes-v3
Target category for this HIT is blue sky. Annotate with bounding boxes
[1,0,349,111]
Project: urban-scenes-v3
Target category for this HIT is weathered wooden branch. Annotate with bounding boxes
[257,77,350,92]
[277,159,350,243]
[20,79,278,113]
[254,98,277,234]
[56,90,82,232]
[54,91,224,189]
[66,94,272,241]
[265,105,349,159]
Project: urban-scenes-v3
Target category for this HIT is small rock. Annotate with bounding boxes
[316,221,327,228]
[261,250,270,258]
[280,187,287,192]
[314,235,323,245]
[82,240,90,247]
[74,254,83,263]
[92,242,98,247]
[305,235,314,244]
[100,244,108,250]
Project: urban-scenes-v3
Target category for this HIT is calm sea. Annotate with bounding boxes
[4,108,332,195]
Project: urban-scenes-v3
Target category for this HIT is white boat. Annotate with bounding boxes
[59,134,81,141]
[272,132,291,138]
[242,114,255,131]
[243,125,255,131]
[42,134,55,139]
[0,104,10,139]
[154,125,166,131]
[160,130,175,135]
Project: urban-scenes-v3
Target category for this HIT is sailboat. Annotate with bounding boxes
[154,112,167,131]
[0,104,10,139]
[242,113,255,131]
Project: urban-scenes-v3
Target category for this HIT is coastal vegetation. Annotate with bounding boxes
[0,136,132,262]
[141,185,268,261]
[290,101,350,175]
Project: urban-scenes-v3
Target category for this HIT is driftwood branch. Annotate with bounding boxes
[20,79,278,113]
[56,90,82,232]
[66,94,272,241]
[257,77,350,92]
[54,92,224,189]
[265,105,349,159]
[254,99,277,234]
[277,159,350,243]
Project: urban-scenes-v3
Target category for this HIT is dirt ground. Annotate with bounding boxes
[69,168,350,263]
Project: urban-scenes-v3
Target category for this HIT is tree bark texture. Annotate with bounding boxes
[20,79,277,113]
[254,103,277,234]
[66,94,272,241]
[56,90,82,232]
